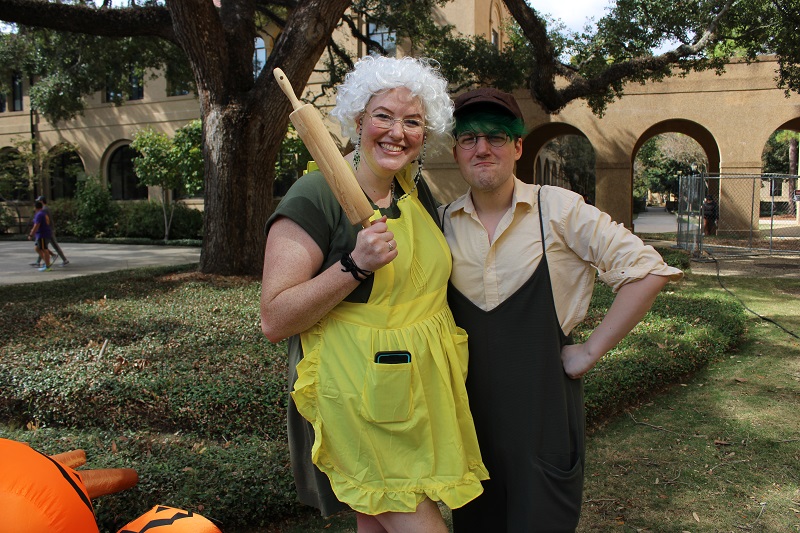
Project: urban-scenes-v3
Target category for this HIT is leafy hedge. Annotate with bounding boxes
[48,196,202,240]
[0,250,749,532]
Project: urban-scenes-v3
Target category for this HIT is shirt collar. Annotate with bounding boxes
[447,175,536,219]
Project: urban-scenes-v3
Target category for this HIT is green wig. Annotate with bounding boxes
[454,111,525,139]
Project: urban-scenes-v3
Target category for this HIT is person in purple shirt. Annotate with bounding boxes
[30,196,69,267]
[28,200,53,272]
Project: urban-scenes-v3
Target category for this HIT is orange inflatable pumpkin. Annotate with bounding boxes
[117,505,222,533]
[0,438,100,533]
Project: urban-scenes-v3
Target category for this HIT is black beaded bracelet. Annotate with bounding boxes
[340,253,373,281]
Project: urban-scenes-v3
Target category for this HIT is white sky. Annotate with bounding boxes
[532,0,614,33]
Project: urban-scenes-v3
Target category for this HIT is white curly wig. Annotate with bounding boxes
[330,55,454,154]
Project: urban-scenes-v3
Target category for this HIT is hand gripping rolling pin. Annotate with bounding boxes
[273,68,374,229]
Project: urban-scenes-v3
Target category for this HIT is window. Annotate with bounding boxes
[11,73,23,111]
[48,149,84,200]
[106,83,122,103]
[129,70,144,100]
[253,37,267,79]
[770,177,783,197]
[166,67,191,97]
[106,67,144,102]
[108,145,148,200]
[367,23,396,57]
[490,2,503,50]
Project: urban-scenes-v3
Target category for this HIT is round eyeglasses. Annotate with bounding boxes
[369,112,425,134]
[456,131,511,150]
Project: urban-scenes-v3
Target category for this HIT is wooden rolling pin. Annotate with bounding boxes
[274,68,374,229]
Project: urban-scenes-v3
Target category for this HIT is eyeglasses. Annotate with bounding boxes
[368,112,425,134]
[456,131,511,150]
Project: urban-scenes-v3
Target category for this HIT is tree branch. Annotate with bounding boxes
[341,13,386,56]
[504,0,735,114]
[0,0,175,42]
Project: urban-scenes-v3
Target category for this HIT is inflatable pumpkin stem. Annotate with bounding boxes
[80,468,140,499]
[50,449,87,469]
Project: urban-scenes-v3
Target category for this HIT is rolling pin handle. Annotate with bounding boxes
[273,68,303,111]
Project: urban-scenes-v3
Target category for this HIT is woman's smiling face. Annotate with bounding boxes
[357,87,425,181]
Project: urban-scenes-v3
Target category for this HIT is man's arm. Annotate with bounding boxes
[561,274,669,379]
[28,221,40,240]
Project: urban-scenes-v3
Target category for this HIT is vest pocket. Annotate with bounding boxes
[360,361,413,423]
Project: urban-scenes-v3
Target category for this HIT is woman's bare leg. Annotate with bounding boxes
[357,512,388,533]
[374,499,448,533]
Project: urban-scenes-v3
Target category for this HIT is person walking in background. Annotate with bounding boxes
[32,196,69,267]
[702,194,718,236]
[28,199,54,272]
[441,87,683,532]
[260,56,487,532]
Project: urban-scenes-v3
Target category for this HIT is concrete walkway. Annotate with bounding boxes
[632,206,678,234]
[0,241,200,286]
[1,208,676,286]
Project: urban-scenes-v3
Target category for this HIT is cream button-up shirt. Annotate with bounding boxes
[440,179,683,335]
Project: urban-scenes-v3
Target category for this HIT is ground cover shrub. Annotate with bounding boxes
[0,266,285,441]
[0,426,298,532]
[0,250,748,531]
[0,203,16,233]
[70,176,121,238]
[47,197,78,237]
[113,201,203,241]
[574,282,748,425]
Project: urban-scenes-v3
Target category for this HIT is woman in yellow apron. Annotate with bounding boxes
[261,56,487,532]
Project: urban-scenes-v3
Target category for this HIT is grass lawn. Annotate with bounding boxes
[2,254,796,532]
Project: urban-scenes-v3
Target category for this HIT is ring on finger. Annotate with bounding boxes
[388,241,394,252]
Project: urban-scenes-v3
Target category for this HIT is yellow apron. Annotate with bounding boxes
[292,171,488,515]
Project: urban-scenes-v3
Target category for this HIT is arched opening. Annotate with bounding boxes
[760,120,800,246]
[47,146,85,200]
[520,123,596,204]
[107,144,147,200]
[633,120,718,212]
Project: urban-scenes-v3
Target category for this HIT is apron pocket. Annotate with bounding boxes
[532,454,584,530]
[360,361,413,423]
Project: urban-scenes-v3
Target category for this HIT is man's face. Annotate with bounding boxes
[453,127,522,194]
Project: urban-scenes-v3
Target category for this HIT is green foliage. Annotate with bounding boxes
[274,125,311,196]
[0,148,29,202]
[0,427,297,533]
[172,120,204,197]
[761,129,799,174]
[0,28,193,124]
[0,137,81,202]
[544,135,596,202]
[0,252,746,529]
[69,175,120,239]
[130,129,182,191]
[634,134,707,207]
[114,201,202,240]
[46,198,77,237]
[316,0,533,96]
[0,204,15,233]
[130,121,204,197]
[576,282,748,424]
[130,121,204,241]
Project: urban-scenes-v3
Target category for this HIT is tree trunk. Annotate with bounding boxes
[161,0,349,275]
[199,103,275,275]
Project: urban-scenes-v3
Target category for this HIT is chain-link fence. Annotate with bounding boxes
[677,173,800,257]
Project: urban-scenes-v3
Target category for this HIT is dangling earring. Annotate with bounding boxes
[352,127,362,171]
[410,137,427,195]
